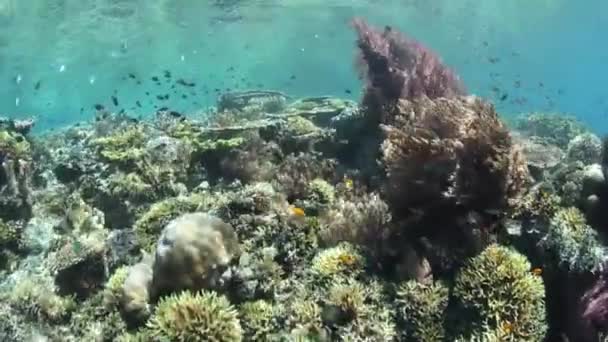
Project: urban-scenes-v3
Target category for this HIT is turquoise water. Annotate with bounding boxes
[1,0,607,133]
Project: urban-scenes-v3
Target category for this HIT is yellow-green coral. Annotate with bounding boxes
[146,290,242,342]
[311,243,364,278]
[133,192,222,250]
[92,125,146,162]
[239,300,277,340]
[396,280,449,342]
[103,266,130,310]
[108,172,154,201]
[286,116,319,136]
[0,130,31,160]
[511,187,561,220]
[0,220,19,247]
[307,178,335,205]
[7,276,76,323]
[453,244,547,341]
[542,207,606,272]
[166,120,246,153]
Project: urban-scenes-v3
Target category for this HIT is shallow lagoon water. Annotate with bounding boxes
[0,0,607,132]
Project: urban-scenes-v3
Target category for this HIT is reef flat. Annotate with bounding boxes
[1,19,608,342]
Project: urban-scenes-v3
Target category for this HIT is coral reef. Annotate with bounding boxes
[1,18,607,342]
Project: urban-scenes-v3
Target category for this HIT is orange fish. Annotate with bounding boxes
[531,267,542,276]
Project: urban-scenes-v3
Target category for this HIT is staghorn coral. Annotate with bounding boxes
[146,290,242,342]
[453,244,547,341]
[380,96,529,216]
[541,207,606,273]
[150,213,240,299]
[238,300,279,340]
[396,280,450,342]
[352,18,465,121]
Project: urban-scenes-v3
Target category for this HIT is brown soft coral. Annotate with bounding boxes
[380,96,529,217]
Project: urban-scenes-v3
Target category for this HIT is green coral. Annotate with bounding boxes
[108,172,154,201]
[286,116,319,136]
[453,244,547,341]
[133,192,222,250]
[517,112,587,148]
[0,130,30,160]
[166,120,245,153]
[146,290,242,342]
[542,207,606,272]
[0,220,19,248]
[239,300,278,340]
[103,266,130,310]
[92,125,147,163]
[6,276,76,323]
[396,280,449,342]
[307,178,335,205]
[511,187,561,221]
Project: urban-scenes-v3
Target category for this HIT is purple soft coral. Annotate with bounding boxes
[352,18,466,119]
[581,276,608,335]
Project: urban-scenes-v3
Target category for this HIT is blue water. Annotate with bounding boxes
[1,0,607,133]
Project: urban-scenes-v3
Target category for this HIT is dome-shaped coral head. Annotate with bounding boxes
[351,17,466,122]
[151,212,240,299]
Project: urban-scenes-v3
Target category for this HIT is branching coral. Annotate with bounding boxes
[146,290,242,342]
[453,244,547,341]
[352,18,465,122]
[396,280,449,342]
[380,96,529,216]
[541,207,606,273]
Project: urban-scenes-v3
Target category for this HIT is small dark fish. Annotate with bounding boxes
[112,96,119,106]
[214,88,220,92]
[538,82,544,87]
[177,79,196,87]
[156,95,163,100]
[345,89,352,94]
[488,57,500,64]
[145,92,150,96]
[94,104,105,110]
[514,81,521,88]
[159,106,169,111]
[182,94,188,99]
[136,100,142,108]
[491,86,500,93]
[169,111,182,118]
[290,75,296,80]
[500,94,508,101]
[227,66,235,72]
[164,70,171,78]
[136,81,142,85]
[152,76,159,82]
[34,81,41,90]
[128,73,136,79]
[482,41,489,47]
